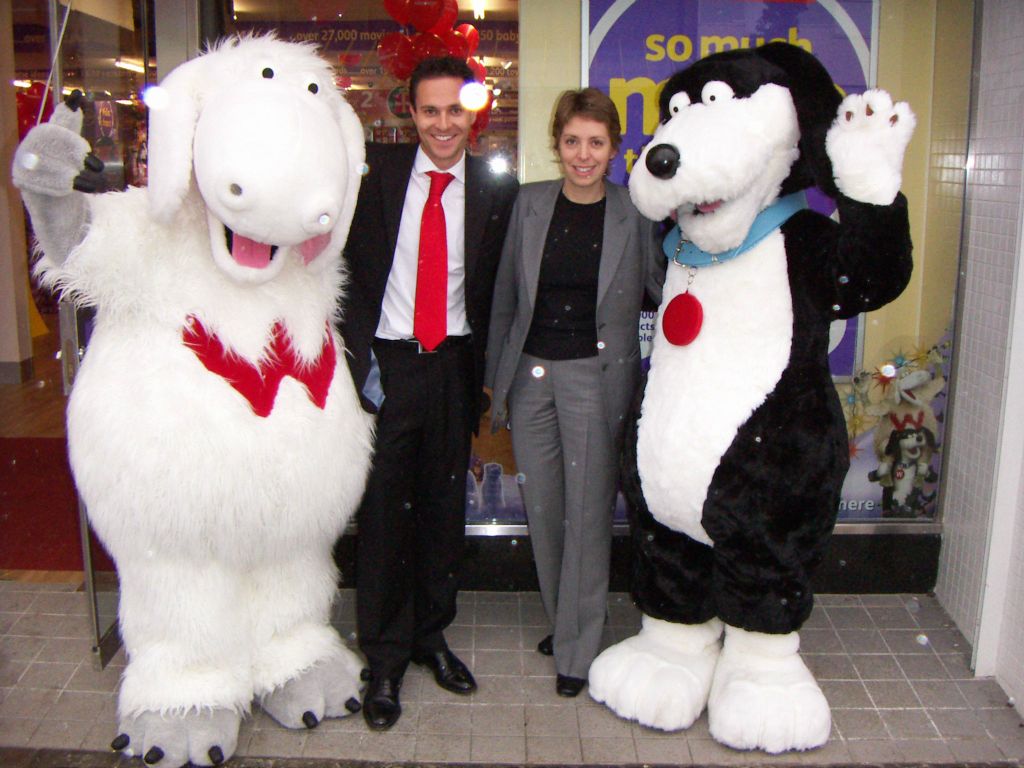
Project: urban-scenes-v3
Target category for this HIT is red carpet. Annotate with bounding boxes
[0,437,115,571]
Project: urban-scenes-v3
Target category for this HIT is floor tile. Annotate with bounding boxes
[865,679,922,708]
[524,703,579,737]
[526,734,584,764]
[911,679,969,708]
[1,583,1022,768]
[878,708,938,738]
[634,735,692,764]
[580,735,637,762]
[416,701,472,735]
[850,653,904,680]
[470,733,526,762]
[415,733,472,761]
[470,703,525,736]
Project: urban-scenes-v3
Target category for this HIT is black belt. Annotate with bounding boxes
[373,335,471,354]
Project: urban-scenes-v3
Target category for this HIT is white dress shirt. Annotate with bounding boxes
[376,147,470,340]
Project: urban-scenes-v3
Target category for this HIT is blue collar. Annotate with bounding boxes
[663,192,808,267]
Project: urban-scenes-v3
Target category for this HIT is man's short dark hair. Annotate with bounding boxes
[409,57,475,109]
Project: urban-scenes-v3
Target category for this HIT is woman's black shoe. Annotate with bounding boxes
[556,674,586,698]
[536,635,553,656]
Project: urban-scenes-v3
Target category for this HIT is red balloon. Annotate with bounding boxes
[392,48,417,80]
[428,0,459,34]
[467,57,486,83]
[411,32,449,62]
[442,29,470,59]
[383,0,411,25]
[377,32,414,79]
[407,0,443,32]
[456,23,479,55]
[15,82,53,139]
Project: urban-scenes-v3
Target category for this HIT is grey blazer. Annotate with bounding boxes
[485,180,665,444]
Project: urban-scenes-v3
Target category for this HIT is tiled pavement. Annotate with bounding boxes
[2,579,1023,766]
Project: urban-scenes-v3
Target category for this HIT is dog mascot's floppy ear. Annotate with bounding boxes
[755,42,843,197]
[146,52,210,223]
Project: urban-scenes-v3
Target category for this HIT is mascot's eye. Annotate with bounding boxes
[262,67,274,79]
[667,91,690,117]
[308,83,319,94]
[701,81,734,105]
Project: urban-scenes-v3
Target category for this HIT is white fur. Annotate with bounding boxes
[29,35,372,747]
[630,83,800,252]
[826,89,915,206]
[709,625,831,753]
[637,234,792,544]
[589,616,723,731]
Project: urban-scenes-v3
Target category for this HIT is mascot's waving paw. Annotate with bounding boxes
[589,617,722,731]
[12,96,104,198]
[826,89,916,206]
[708,626,830,754]
[260,647,364,729]
[113,708,240,767]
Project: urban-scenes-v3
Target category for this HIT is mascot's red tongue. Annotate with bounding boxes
[232,234,272,268]
[230,233,332,268]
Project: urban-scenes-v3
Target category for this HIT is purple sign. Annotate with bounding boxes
[585,0,876,184]
[586,0,875,378]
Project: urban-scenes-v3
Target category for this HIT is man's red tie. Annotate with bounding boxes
[414,170,455,351]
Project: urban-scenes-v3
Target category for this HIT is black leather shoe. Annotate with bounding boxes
[413,649,477,694]
[537,635,553,656]
[362,676,402,730]
[556,674,586,698]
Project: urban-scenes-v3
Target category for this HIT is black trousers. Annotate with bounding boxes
[356,336,475,679]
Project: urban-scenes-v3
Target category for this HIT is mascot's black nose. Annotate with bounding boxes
[645,143,680,179]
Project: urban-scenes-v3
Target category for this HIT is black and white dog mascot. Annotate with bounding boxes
[589,43,914,753]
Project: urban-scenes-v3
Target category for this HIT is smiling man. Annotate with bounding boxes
[337,57,519,731]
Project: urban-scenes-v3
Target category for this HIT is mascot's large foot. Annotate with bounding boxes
[708,625,830,754]
[589,615,722,731]
[260,647,364,729]
[112,708,240,767]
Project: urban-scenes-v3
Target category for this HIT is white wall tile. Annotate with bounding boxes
[936,0,1024,718]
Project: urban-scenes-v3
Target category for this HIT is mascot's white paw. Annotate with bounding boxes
[260,646,364,729]
[589,615,722,731]
[113,707,240,767]
[708,625,830,754]
[826,89,915,206]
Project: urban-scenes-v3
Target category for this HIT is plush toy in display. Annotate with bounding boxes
[588,42,915,753]
[868,368,943,517]
[12,35,372,767]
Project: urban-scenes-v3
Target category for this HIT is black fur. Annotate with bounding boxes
[629,44,913,634]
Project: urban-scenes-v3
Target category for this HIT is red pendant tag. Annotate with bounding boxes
[663,292,703,346]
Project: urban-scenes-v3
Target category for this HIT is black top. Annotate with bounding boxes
[523,192,605,360]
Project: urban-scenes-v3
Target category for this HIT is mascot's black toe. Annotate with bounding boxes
[110,733,129,751]
[143,746,164,764]
[209,745,225,765]
[302,710,319,729]
[345,696,362,713]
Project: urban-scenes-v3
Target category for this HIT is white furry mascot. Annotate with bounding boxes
[12,35,372,767]
[588,43,914,753]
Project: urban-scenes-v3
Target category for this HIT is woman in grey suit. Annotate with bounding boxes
[485,89,664,697]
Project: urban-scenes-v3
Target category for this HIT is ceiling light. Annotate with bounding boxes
[114,58,144,74]
[473,0,486,19]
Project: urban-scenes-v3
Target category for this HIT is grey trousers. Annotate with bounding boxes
[509,353,616,679]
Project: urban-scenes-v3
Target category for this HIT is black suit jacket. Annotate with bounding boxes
[338,142,519,424]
